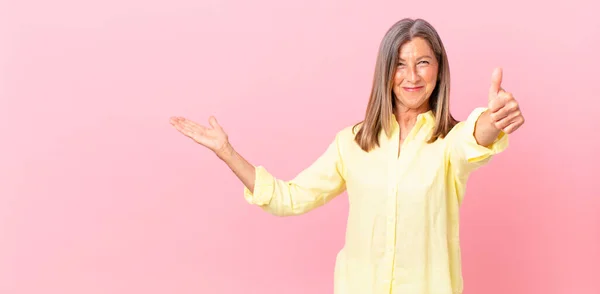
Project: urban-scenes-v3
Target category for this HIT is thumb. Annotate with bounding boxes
[208,116,221,129]
[489,67,503,96]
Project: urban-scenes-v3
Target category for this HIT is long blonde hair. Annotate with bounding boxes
[353,18,458,152]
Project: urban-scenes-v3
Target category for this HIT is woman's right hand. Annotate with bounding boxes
[169,115,233,159]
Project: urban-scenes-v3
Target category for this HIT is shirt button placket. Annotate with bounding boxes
[385,185,398,292]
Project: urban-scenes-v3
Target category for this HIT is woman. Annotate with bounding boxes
[170,18,524,294]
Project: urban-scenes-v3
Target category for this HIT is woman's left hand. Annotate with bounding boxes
[487,68,525,134]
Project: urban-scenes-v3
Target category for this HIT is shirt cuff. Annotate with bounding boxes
[243,166,275,205]
[462,107,509,163]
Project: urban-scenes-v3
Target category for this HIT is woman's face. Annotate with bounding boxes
[392,37,439,112]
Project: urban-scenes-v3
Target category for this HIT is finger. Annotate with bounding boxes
[489,67,503,96]
[171,120,186,133]
[172,118,206,137]
[208,116,221,130]
[170,116,193,127]
[174,122,196,137]
[178,118,207,132]
[488,95,505,112]
[490,109,509,124]
[170,116,184,125]
[490,91,518,118]
[502,117,524,134]
[491,111,510,125]
[171,118,191,133]
[494,110,521,130]
[188,123,209,138]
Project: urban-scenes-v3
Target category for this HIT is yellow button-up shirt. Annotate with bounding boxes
[243,108,508,294]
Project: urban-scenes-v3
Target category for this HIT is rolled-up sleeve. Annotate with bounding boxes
[243,131,347,216]
[447,107,509,181]
[243,166,276,206]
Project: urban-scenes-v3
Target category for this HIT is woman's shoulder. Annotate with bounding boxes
[333,122,362,143]
[445,107,489,138]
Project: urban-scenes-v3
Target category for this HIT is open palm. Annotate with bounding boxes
[169,115,228,153]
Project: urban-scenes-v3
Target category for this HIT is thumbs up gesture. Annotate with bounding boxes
[487,68,525,134]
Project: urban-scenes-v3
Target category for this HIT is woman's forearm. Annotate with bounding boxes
[217,143,257,193]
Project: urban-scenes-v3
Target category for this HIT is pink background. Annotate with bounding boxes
[1,0,598,293]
